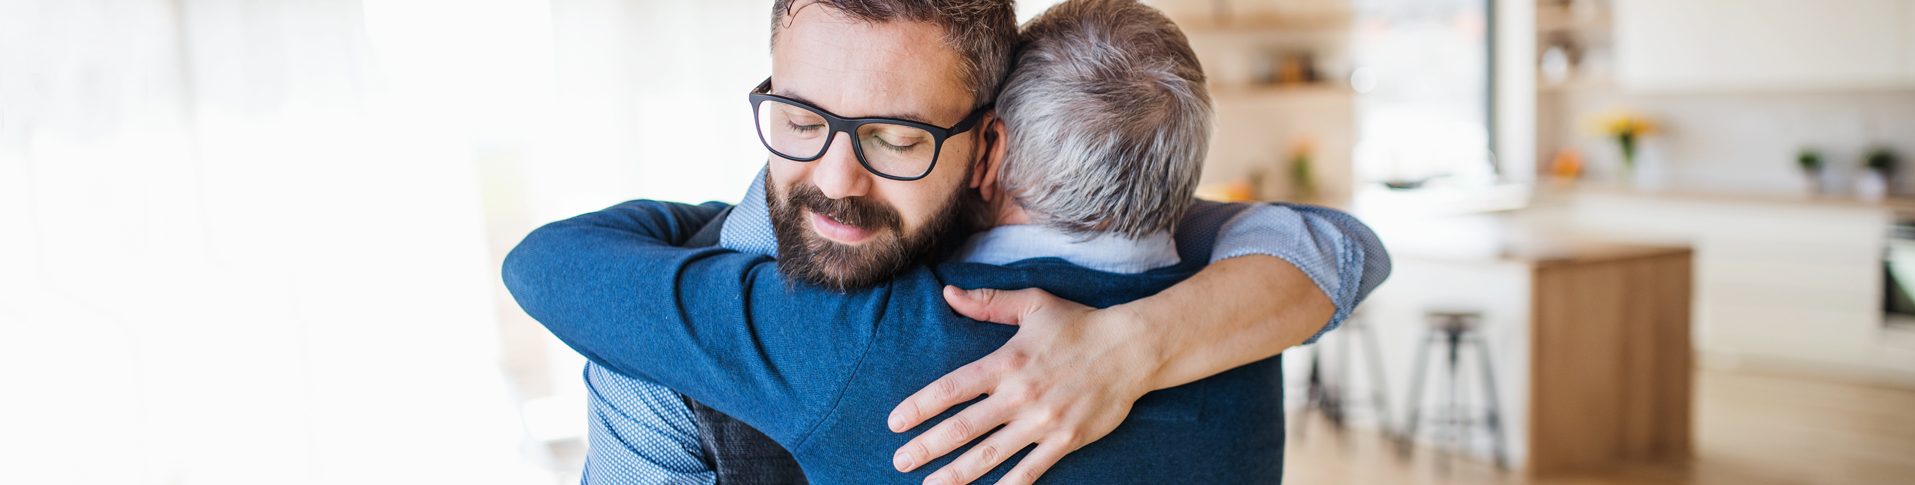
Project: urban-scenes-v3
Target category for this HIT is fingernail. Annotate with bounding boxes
[888,414,904,431]
[893,452,913,471]
[925,476,950,485]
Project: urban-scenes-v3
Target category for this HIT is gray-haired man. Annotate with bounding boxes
[507,0,1390,483]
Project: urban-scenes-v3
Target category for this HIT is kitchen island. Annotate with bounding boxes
[1354,211,1694,476]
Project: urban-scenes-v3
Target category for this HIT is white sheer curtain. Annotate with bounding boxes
[1,0,776,483]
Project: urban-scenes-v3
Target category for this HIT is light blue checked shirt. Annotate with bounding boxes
[577,169,1390,484]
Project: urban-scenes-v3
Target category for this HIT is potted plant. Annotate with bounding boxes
[1596,110,1657,186]
[1287,137,1318,202]
[1798,148,1825,195]
[1858,147,1898,200]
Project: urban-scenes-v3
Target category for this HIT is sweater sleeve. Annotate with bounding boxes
[1178,201,1393,345]
[501,199,893,445]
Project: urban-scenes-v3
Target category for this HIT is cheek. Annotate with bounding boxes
[879,145,971,230]
[938,142,974,184]
[880,185,942,232]
[768,158,807,191]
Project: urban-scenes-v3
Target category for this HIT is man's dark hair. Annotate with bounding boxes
[770,0,1018,110]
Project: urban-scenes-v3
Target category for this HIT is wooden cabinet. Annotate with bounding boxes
[1613,0,1915,91]
[1529,249,1694,473]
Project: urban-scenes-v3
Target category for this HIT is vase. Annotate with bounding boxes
[1632,156,1661,190]
[1857,171,1889,200]
[1617,133,1637,185]
[1617,138,1661,190]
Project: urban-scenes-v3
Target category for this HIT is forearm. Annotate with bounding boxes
[1115,255,1334,392]
[503,198,880,438]
[1203,202,1390,344]
[502,199,735,375]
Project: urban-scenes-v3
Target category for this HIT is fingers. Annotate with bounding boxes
[943,286,1051,325]
[922,422,1039,485]
[891,362,992,433]
[893,398,1013,473]
[995,441,1070,485]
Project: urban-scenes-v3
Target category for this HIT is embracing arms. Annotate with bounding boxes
[888,201,1391,485]
[502,199,887,444]
[507,194,1391,484]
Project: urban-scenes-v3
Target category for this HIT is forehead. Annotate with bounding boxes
[771,4,971,124]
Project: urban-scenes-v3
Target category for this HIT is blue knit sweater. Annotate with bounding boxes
[503,200,1285,483]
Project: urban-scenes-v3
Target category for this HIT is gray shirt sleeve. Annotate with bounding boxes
[1210,203,1392,344]
[719,167,779,256]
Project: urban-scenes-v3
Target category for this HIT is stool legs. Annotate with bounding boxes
[1300,319,1391,439]
[1331,323,1352,428]
[1474,336,1508,469]
[1360,322,1393,434]
[1442,328,1463,473]
[1400,314,1509,471]
[1300,350,1323,440]
[1397,330,1435,456]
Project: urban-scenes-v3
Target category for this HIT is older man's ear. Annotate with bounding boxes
[969,114,1009,203]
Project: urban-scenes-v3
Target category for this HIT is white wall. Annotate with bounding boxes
[1540,89,1915,195]
[1615,0,1915,92]
[1495,0,1537,181]
[1541,0,1915,194]
[1,1,539,483]
[0,0,786,483]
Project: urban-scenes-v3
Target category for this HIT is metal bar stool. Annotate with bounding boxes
[1299,313,1392,437]
[1398,309,1507,471]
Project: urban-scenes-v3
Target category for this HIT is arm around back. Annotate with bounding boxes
[502,199,885,444]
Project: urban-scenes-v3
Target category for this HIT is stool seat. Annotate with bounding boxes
[1425,310,1483,332]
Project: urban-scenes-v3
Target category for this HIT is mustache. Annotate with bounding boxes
[785,183,901,232]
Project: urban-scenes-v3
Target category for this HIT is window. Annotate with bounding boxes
[1350,0,1497,187]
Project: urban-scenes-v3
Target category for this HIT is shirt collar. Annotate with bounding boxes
[954,224,1180,274]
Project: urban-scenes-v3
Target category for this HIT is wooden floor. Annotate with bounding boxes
[1284,370,1915,484]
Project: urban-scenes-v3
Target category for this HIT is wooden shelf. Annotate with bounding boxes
[1542,183,1915,214]
[1174,12,1353,36]
[1209,83,1353,98]
[1536,77,1616,93]
[1535,3,1610,34]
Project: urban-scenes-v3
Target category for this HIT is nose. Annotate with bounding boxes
[811,131,872,199]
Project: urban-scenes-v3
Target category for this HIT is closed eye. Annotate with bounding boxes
[874,136,921,153]
[785,121,825,134]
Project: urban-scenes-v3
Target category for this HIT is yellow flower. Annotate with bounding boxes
[1589,109,1657,137]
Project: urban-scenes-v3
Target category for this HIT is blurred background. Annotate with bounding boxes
[2,0,1912,483]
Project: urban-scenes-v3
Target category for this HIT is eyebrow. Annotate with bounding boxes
[773,88,946,127]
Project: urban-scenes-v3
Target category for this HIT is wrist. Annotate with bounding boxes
[1102,303,1181,394]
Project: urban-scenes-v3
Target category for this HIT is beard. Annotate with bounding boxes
[765,168,985,291]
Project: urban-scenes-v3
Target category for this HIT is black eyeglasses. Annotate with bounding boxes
[749,77,993,181]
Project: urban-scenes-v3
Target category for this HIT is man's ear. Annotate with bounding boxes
[969,114,1008,203]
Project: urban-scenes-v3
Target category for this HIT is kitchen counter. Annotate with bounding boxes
[1358,210,1695,475]
[1538,183,1915,216]
[1368,210,1689,266]
[1524,184,1915,390]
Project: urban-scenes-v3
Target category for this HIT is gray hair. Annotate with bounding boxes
[770,0,1018,109]
[996,0,1212,239]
